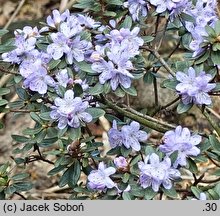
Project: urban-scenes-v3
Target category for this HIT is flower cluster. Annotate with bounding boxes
[149,0,190,15]
[91,24,144,91]
[175,67,216,105]
[123,0,148,21]
[50,89,92,129]
[184,0,218,56]
[108,120,148,151]
[159,125,201,168]
[1,10,96,95]
[87,162,116,191]
[138,153,181,192]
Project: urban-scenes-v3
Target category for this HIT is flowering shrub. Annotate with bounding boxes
[1,0,220,200]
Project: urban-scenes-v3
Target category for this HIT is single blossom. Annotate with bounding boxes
[23,67,55,94]
[159,125,201,168]
[108,120,148,151]
[175,67,216,105]
[138,153,181,192]
[123,0,148,21]
[114,156,128,169]
[46,9,70,28]
[55,69,72,88]
[88,162,116,190]
[50,90,92,129]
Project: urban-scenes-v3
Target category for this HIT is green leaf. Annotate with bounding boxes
[48,59,61,70]
[211,51,220,65]
[122,191,132,200]
[0,99,8,106]
[13,182,33,191]
[144,188,157,200]
[187,158,198,173]
[209,134,220,153]
[16,87,29,100]
[180,12,195,23]
[86,107,105,119]
[0,29,8,37]
[120,146,132,157]
[68,127,81,141]
[89,83,104,95]
[108,0,123,5]
[68,160,81,187]
[175,61,190,71]
[30,112,43,124]
[11,135,29,143]
[205,25,216,37]
[0,39,16,53]
[162,187,178,198]
[0,88,10,96]
[75,61,96,74]
[114,87,125,97]
[207,189,219,200]
[11,173,29,181]
[214,20,220,35]
[4,185,16,195]
[142,36,154,43]
[130,155,142,166]
[143,72,154,84]
[120,15,132,29]
[122,173,130,183]
[48,165,66,176]
[191,186,202,199]
[161,79,178,90]
[177,101,193,114]
[39,112,51,121]
[121,86,137,96]
[103,11,117,17]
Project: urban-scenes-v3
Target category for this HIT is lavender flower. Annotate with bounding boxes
[138,153,181,192]
[77,14,100,28]
[2,34,36,64]
[19,49,51,78]
[47,32,72,62]
[88,162,116,190]
[176,67,216,105]
[149,0,185,14]
[55,69,73,88]
[123,0,148,21]
[114,156,128,169]
[46,9,70,28]
[121,121,148,151]
[108,120,148,151]
[159,125,201,168]
[50,90,92,129]
[108,120,124,148]
[23,67,55,94]
[184,0,218,56]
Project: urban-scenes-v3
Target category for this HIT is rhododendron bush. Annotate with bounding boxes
[1,0,220,200]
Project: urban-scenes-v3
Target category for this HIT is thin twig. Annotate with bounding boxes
[0,67,19,75]
[206,107,220,120]
[201,107,220,137]
[14,192,27,200]
[3,0,26,30]
[156,19,168,51]
[153,76,159,107]
[205,153,220,168]
[144,46,175,77]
